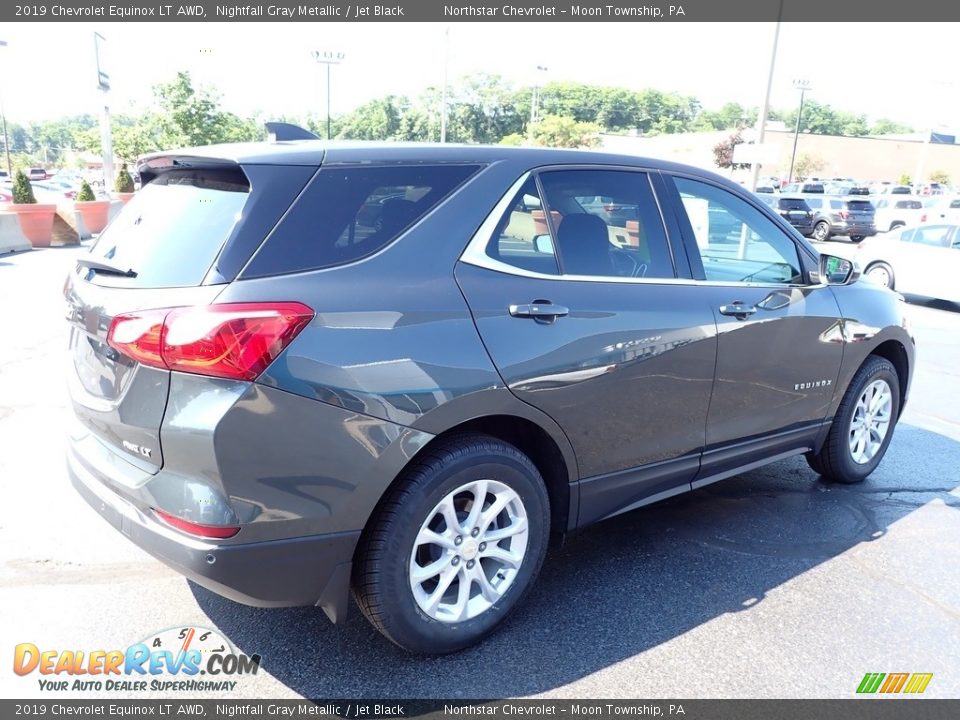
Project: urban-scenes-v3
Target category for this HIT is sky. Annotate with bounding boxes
[2,22,958,131]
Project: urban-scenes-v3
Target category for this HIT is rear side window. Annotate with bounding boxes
[87,168,249,288]
[896,200,922,209]
[245,164,480,277]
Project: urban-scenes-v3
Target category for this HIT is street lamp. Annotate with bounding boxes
[787,78,812,185]
[0,39,12,177]
[440,26,450,143]
[312,50,345,140]
[528,65,548,139]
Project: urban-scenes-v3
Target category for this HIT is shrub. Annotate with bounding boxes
[115,164,135,194]
[12,170,36,204]
[77,179,96,202]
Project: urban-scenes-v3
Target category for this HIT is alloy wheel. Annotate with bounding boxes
[848,379,893,464]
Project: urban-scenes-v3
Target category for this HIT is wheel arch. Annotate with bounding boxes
[870,339,910,418]
[365,412,577,554]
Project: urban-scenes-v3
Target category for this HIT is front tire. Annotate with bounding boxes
[352,434,550,653]
[807,356,900,483]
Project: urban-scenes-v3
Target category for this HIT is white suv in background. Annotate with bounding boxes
[873,196,925,232]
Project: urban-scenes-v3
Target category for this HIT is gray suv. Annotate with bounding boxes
[803,194,877,241]
[65,128,914,653]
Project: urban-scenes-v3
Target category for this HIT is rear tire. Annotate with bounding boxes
[864,261,895,289]
[806,356,900,483]
[352,434,550,653]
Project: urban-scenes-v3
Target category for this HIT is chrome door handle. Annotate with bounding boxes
[719,303,758,319]
[509,302,569,322]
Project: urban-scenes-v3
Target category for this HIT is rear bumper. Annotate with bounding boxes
[67,440,359,622]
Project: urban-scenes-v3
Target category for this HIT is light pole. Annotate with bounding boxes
[787,78,812,184]
[94,33,113,190]
[747,0,783,194]
[312,50,345,140]
[528,65,548,139]
[0,39,11,177]
[440,26,450,143]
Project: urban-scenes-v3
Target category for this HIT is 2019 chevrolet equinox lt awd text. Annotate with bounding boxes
[65,125,914,653]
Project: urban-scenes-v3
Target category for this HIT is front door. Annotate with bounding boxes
[661,175,846,485]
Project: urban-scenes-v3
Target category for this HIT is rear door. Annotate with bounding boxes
[457,168,718,524]
[660,175,845,484]
[64,162,311,473]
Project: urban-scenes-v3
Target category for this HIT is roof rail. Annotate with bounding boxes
[264,122,319,142]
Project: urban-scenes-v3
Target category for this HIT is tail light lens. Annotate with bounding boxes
[108,302,314,381]
[839,210,849,220]
[921,213,927,222]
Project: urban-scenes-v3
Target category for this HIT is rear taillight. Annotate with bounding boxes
[921,213,927,222]
[107,302,314,381]
[839,210,849,220]
[152,508,240,539]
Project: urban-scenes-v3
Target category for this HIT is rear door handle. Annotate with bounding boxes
[718,303,758,319]
[509,302,569,322]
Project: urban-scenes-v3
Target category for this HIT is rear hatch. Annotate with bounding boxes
[844,199,875,225]
[64,159,313,474]
[776,197,812,220]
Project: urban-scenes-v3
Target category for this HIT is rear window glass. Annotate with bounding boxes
[87,168,249,288]
[847,201,874,211]
[244,164,480,277]
[778,198,809,210]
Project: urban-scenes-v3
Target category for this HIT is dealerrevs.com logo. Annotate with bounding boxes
[13,626,260,693]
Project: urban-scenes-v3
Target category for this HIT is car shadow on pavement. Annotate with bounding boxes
[192,424,959,698]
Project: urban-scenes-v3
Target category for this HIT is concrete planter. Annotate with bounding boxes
[115,192,136,205]
[75,200,111,234]
[10,203,57,247]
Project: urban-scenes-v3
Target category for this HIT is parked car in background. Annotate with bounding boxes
[825,182,869,196]
[872,196,925,232]
[26,167,49,181]
[0,187,11,203]
[802,195,877,241]
[921,195,960,224]
[63,132,914,653]
[31,181,76,201]
[833,224,960,303]
[756,194,815,235]
[783,181,825,194]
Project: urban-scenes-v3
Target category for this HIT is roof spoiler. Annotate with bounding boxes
[265,122,319,142]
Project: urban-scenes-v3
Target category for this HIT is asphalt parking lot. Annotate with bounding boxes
[1,244,958,700]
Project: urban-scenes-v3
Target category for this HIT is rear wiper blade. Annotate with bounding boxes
[76,257,138,278]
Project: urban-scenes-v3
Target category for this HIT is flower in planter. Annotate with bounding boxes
[115,164,135,194]
[77,179,97,202]
[12,170,37,204]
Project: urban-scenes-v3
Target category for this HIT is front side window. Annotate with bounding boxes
[537,169,674,279]
[673,177,803,285]
[908,225,952,247]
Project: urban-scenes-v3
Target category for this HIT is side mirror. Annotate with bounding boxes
[817,253,860,285]
[533,234,554,254]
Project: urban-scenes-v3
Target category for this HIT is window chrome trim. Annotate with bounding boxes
[459,170,808,290]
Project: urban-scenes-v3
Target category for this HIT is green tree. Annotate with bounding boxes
[530,115,601,149]
[869,118,914,135]
[929,169,950,184]
[154,71,234,147]
[12,170,36,204]
[76,179,96,202]
[336,97,402,140]
[794,152,826,178]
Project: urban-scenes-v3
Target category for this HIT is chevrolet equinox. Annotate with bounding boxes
[65,125,915,653]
